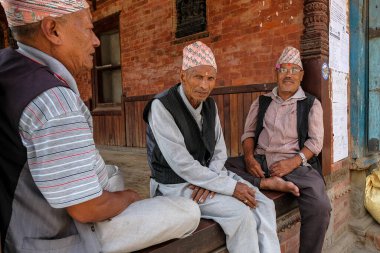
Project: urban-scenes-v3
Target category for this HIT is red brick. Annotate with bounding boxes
[77,0,304,99]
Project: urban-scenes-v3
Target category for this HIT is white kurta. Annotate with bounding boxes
[148,85,280,253]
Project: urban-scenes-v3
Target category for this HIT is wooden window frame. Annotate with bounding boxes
[92,12,122,111]
[175,0,207,39]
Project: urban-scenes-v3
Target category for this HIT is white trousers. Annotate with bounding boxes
[151,175,280,253]
[95,166,201,253]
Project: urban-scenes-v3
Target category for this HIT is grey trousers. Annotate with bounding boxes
[151,175,281,253]
[284,166,331,253]
[225,157,331,253]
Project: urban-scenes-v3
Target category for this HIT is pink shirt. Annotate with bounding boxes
[241,87,324,168]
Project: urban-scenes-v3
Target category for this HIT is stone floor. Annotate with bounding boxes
[98,145,151,198]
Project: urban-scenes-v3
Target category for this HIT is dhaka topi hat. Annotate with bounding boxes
[0,0,89,27]
[276,46,303,69]
[182,41,217,71]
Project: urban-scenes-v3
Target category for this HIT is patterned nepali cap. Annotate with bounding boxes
[0,0,89,27]
[275,46,303,69]
[182,41,217,71]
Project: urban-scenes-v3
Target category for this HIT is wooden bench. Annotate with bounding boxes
[132,154,300,253]
[134,190,298,253]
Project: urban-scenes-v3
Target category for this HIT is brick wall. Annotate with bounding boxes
[78,0,304,99]
[122,0,304,96]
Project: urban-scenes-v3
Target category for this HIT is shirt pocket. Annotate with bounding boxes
[280,105,298,140]
[22,234,81,252]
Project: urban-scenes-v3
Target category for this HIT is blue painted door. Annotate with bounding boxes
[368,0,380,152]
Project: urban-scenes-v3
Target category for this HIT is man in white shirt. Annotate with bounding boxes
[143,41,282,253]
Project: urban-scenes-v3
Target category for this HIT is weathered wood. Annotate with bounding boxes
[133,190,298,253]
[125,102,133,146]
[237,93,244,155]
[213,95,224,130]
[93,113,125,146]
[122,83,274,103]
[134,219,225,253]
[229,94,239,157]
[211,83,276,95]
[223,94,231,156]
[118,83,274,151]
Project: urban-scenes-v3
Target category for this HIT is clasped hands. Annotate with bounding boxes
[189,182,257,208]
[245,156,300,178]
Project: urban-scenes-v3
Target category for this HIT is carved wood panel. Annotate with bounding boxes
[301,0,329,59]
[175,0,206,38]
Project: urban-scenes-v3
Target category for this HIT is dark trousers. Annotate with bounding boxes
[225,156,331,253]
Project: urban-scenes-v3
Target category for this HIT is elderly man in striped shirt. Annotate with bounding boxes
[0,1,200,253]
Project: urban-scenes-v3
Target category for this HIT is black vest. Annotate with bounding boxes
[0,48,68,250]
[255,93,322,176]
[143,84,216,184]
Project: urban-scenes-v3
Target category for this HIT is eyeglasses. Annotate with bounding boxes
[277,68,303,74]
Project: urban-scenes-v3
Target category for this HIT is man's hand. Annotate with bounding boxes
[245,156,265,178]
[270,156,300,177]
[124,189,142,204]
[189,185,216,203]
[232,182,257,208]
[66,189,142,223]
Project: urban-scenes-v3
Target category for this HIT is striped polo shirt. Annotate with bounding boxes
[17,43,109,208]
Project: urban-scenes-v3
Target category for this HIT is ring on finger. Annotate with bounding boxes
[244,199,248,204]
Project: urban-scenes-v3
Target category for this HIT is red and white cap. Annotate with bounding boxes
[0,0,89,27]
[182,41,217,71]
[276,46,303,69]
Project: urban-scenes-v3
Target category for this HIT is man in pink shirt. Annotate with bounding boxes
[236,46,331,253]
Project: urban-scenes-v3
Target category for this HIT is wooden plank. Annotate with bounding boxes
[114,115,122,146]
[243,93,252,123]
[124,94,155,102]
[133,189,298,253]
[119,84,275,149]
[230,94,239,157]
[129,102,138,147]
[141,101,148,148]
[91,108,122,116]
[223,94,231,156]
[213,95,224,131]
[137,101,144,147]
[120,97,127,146]
[125,102,133,146]
[237,93,244,155]
[134,101,141,147]
[106,116,112,145]
[123,83,275,103]
[211,83,276,96]
[134,219,225,253]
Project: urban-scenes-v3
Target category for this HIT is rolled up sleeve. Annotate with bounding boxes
[304,99,324,155]
[241,98,259,143]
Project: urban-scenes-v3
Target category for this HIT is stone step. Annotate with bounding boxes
[362,223,380,252]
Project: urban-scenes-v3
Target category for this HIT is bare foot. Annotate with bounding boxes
[260,177,300,196]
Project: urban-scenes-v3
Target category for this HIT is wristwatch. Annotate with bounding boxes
[298,152,307,166]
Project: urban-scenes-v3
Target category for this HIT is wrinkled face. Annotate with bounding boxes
[181,65,217,108]
[54,9,100,75]
[276,63,304,99]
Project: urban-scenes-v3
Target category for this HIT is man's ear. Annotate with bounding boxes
[180,70,186,83]
[40,18,62,45]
